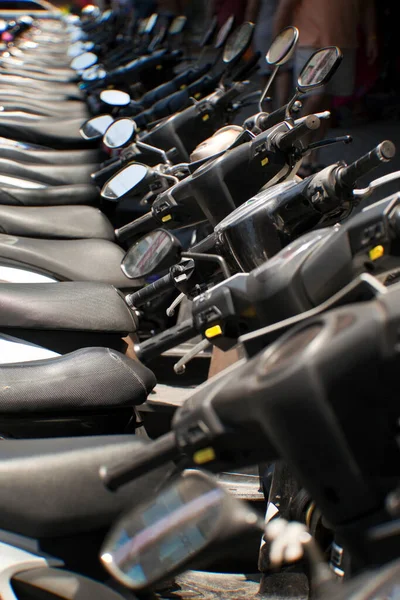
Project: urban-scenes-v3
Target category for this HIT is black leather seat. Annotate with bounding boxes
[0,158,97,185]
[0,147,101,166]
[0,433,170,538]
[0,100,89,119]
[0,347,155,416]
[0,235,135,287]
[0,184,99,206]
[0,282,136,333]
[0,117,96,150]
[0,205,114,239]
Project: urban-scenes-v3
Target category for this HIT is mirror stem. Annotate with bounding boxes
[259,64,279,112]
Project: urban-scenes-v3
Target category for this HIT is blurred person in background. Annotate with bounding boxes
[273,0,378,174]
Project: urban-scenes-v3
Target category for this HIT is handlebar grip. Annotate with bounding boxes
[135,318,196,362]
[115,211,159,244]
[338,140,396,187]
[276,115,320,151]
[258,105,288,130]
[126,272,174,307]
[100,431,178,491]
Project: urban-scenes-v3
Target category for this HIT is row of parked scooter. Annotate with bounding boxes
[0,6,399,600]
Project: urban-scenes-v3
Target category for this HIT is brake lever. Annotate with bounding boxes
[173,338,212,374]
[304,135,352,154]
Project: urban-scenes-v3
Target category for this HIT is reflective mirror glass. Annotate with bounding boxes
[214,14,234,49]
[100,89,131,107]
[103,118,136,149]
[102,163,148,201]
[266,26,298,66]
[298,46,342,91]
[100,472,225,589]
[82,66,106,81]
[145,13,158,33]
[169,15,186,34]
[71,51,98,71]
[223,22,253,63]
[121,229,181,278]
[80,114,114,140]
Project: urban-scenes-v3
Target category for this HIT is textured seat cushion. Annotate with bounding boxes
[0,347,156,414]
[0,205,114,240]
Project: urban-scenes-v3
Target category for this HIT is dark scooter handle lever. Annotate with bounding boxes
[338,141,396,188]
[275,115,320,152]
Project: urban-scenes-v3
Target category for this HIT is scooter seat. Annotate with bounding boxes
[0,158,97,185]
[0,184,99,206]
[0,147,101,165]
[0,434,166,538]
[0,281,135,332]
[0,346,155,415]
[0,205,114,239]
[0,117,95,149]
[0,235,134,288]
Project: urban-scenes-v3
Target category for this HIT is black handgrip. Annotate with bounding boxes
[258,105,288,130]
[338,140,396,188]
[276,115,320,152]
[135,318,196,362]
[190,232,217,253]
[115,211,159,244]
[100,431,178,491]
[126,272,174,307]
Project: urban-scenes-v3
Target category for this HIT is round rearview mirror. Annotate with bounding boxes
[100,471,226,589]
[145,13,158,34]
[214,14,235,49]
[100,89,131,107]
[223,22,254,64]
[298,46,342,92]
[266,26,299,66]
[80,115,114,140]
[102,163,148,202]
[81,66,106,81]
[103,118,136,149]
[71,51,98,71]
[169,15,187,35]
[121,229,182,279]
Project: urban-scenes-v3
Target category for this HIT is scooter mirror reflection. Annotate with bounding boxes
[68,40,95,58]
[81,65,106,81]
[266,26,298,66]
[100,471,231,590]
[71,51,98,71]
[214,14,235,49]
[223,22,254,64]
[121,228,181,278]
[100,89,131,107]
[298,46,342,91]
[103,118,136,149]
[259,26,299,111]
[144,13,158,34]
[80,114,114,140]
[169,15,187,35]
[102,163,148,201]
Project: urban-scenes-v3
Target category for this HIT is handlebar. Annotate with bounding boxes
[100,431,177,491]
[115,211,159,244]
[190,232,217,253]
[126,272,174,307]
[258,105,287,131]
[338,141,396,188]
[134,318,197,362]
[275,115,320,152]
